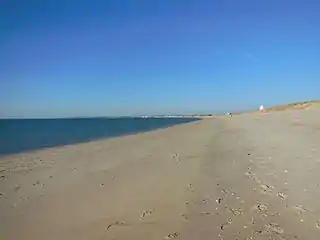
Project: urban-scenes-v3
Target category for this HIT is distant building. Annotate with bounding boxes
[259,105,264,111]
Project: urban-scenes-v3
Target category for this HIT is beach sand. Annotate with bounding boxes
[1,109,320,239]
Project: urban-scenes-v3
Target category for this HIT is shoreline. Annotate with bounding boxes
[0,117,201,158]
[0,118,203,161]
[1,109,320,239]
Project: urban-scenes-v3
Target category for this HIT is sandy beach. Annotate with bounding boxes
[1,109,320,240]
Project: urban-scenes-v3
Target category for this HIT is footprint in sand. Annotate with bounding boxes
[259,184,273,194]
[256,202,268,212]
[293,204,312,215]
[277,192,288,200]
[221,188,229,194]
[106,221,125,231]
[181,213,188,220]
[216,197,223,204]
[220,219,232,230]
[226,207,243,216]
[140,209,153,219]
[316,220,320,229]
[199,211,211,216]
[185,183,194,192]
[252,203,270,218]
[264,222,284,235]
[164,232,179,240]
[244,171,255,179]
[199,198,210,204]
[220,188,236,197]
[172,153,179,162]
[244,171,261,184]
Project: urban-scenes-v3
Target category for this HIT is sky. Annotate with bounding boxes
[1,0,319,117]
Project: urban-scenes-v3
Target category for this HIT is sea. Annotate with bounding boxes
[0,117,199,156]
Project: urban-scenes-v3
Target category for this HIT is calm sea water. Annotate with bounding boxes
[0,118,198,156]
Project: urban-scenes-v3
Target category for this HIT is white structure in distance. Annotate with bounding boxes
[259,105,265,111]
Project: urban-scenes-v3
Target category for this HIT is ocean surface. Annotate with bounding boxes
[0,118,199,156]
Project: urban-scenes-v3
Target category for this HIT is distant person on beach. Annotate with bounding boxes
[225,112,232,118]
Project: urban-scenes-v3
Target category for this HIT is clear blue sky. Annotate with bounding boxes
[1,0,319,117]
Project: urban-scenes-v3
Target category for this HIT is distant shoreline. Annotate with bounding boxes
[0,116,204,120]
[0,117,200,157]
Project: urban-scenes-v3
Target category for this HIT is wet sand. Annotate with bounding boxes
[1,109,320,239]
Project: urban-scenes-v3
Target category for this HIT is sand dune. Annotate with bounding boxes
[264,100,320,112]
[1,108,320,239]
